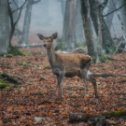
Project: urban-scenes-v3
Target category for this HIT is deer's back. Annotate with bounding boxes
[55,52,91,71]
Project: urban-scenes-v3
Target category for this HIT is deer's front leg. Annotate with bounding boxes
[53,68,64,98]
[56,73,64,98]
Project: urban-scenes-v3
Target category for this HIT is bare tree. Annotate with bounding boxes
[0,0,10,53]
[104,0,115,28]
[96,0,104,61]
[62,0,77,50]
[75,0,85,46]
[58,0,66,15]
[90,0,105,62]
[81,0,97,62]
[90,0,115,54]
[20,0,41,46]
[123,0,126,28]
[8,0,27,46]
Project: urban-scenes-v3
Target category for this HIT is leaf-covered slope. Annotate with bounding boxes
[0,52,126,126]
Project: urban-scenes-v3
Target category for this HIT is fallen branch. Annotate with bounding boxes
[69,110,126,125]
[107,56,126,62]
[118,80,126,83]
[69,113,108,125]
[0,73,23,85]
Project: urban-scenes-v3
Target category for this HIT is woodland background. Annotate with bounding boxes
[0,0,126,125]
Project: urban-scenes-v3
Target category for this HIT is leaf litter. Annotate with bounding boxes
[0,49,126,126]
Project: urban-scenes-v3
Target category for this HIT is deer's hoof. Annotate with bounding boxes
[60,95,64,99]
[83,93,89,97]
[56,96,64,101]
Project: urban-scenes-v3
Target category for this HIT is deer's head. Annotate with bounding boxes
[37,32,57,49]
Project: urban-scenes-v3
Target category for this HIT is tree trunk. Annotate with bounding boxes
[105,0,115,28]
[58,0,66,15]
[92,0,105,62]
[75,0,85,45]
[0,0,10,54]
[62,0,77,51]
[20,0,32,46]
[115,0,126,51]
[123,0,126,29]
[81,0,97,62]
[90,0,114,54]
[102,16,115,53]
[97,5,104,62]
[89,0,98,35]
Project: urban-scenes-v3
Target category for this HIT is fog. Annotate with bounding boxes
[31,0,63,36]
[17,0,126,43]
[19,0,63,37]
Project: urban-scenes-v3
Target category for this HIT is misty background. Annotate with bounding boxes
[17,0,126,40]
[5,0,126,58]
[18,0,63,37]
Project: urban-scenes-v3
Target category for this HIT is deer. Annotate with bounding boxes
[37,32,98,99]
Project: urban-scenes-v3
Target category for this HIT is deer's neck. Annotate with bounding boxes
[47,47,56,67]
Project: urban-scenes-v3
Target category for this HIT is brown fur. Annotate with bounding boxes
[55,52,91,74]
[55,52,91,64]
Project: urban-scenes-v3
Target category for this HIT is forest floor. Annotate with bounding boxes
[0,48,126,126]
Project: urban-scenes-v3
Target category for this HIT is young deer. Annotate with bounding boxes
[37,33,98,98]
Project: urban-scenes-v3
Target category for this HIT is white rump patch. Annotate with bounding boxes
[86,70,93,79]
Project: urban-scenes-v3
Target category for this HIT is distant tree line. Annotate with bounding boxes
[0,0,126,62]
[61,0,126,62]
[0,0,41,53]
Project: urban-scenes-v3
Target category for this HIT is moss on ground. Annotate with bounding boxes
[0,73,22,90]
[0,79,12,90]
[8,47,24,56]
[0,47,32,57]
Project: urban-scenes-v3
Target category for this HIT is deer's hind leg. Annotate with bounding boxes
[81,69,89,96]
[81,70,98,98]
[88,73,98,98]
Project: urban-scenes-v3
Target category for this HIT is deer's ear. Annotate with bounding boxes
[52,32,58,39]
[37,33,44,40]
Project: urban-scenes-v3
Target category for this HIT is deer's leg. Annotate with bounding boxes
[81,70,98,98]
[55,71,64,98]
[83,79,88,96]
[90,77,98,98]
[81,70,88,96]
[86,70,98,98]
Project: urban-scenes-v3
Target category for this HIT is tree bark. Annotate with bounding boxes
[90,0,115,54]
[8,0,26,46]
[81,0,97,62]
[62,0,77,51]
[0,0,10,54]
[101,15,115,53]
[75,0,85,45]
[95,0,105,62]
[20,0,33,46]
[89,0,98,35]
[58,0,66,15]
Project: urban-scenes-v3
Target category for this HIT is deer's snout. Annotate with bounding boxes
[43,44,47,48]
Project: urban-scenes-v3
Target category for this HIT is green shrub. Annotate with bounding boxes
[0,79,15,90]
[99,54,111,63]
[8,47,24,56]
[17,61,30,68]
